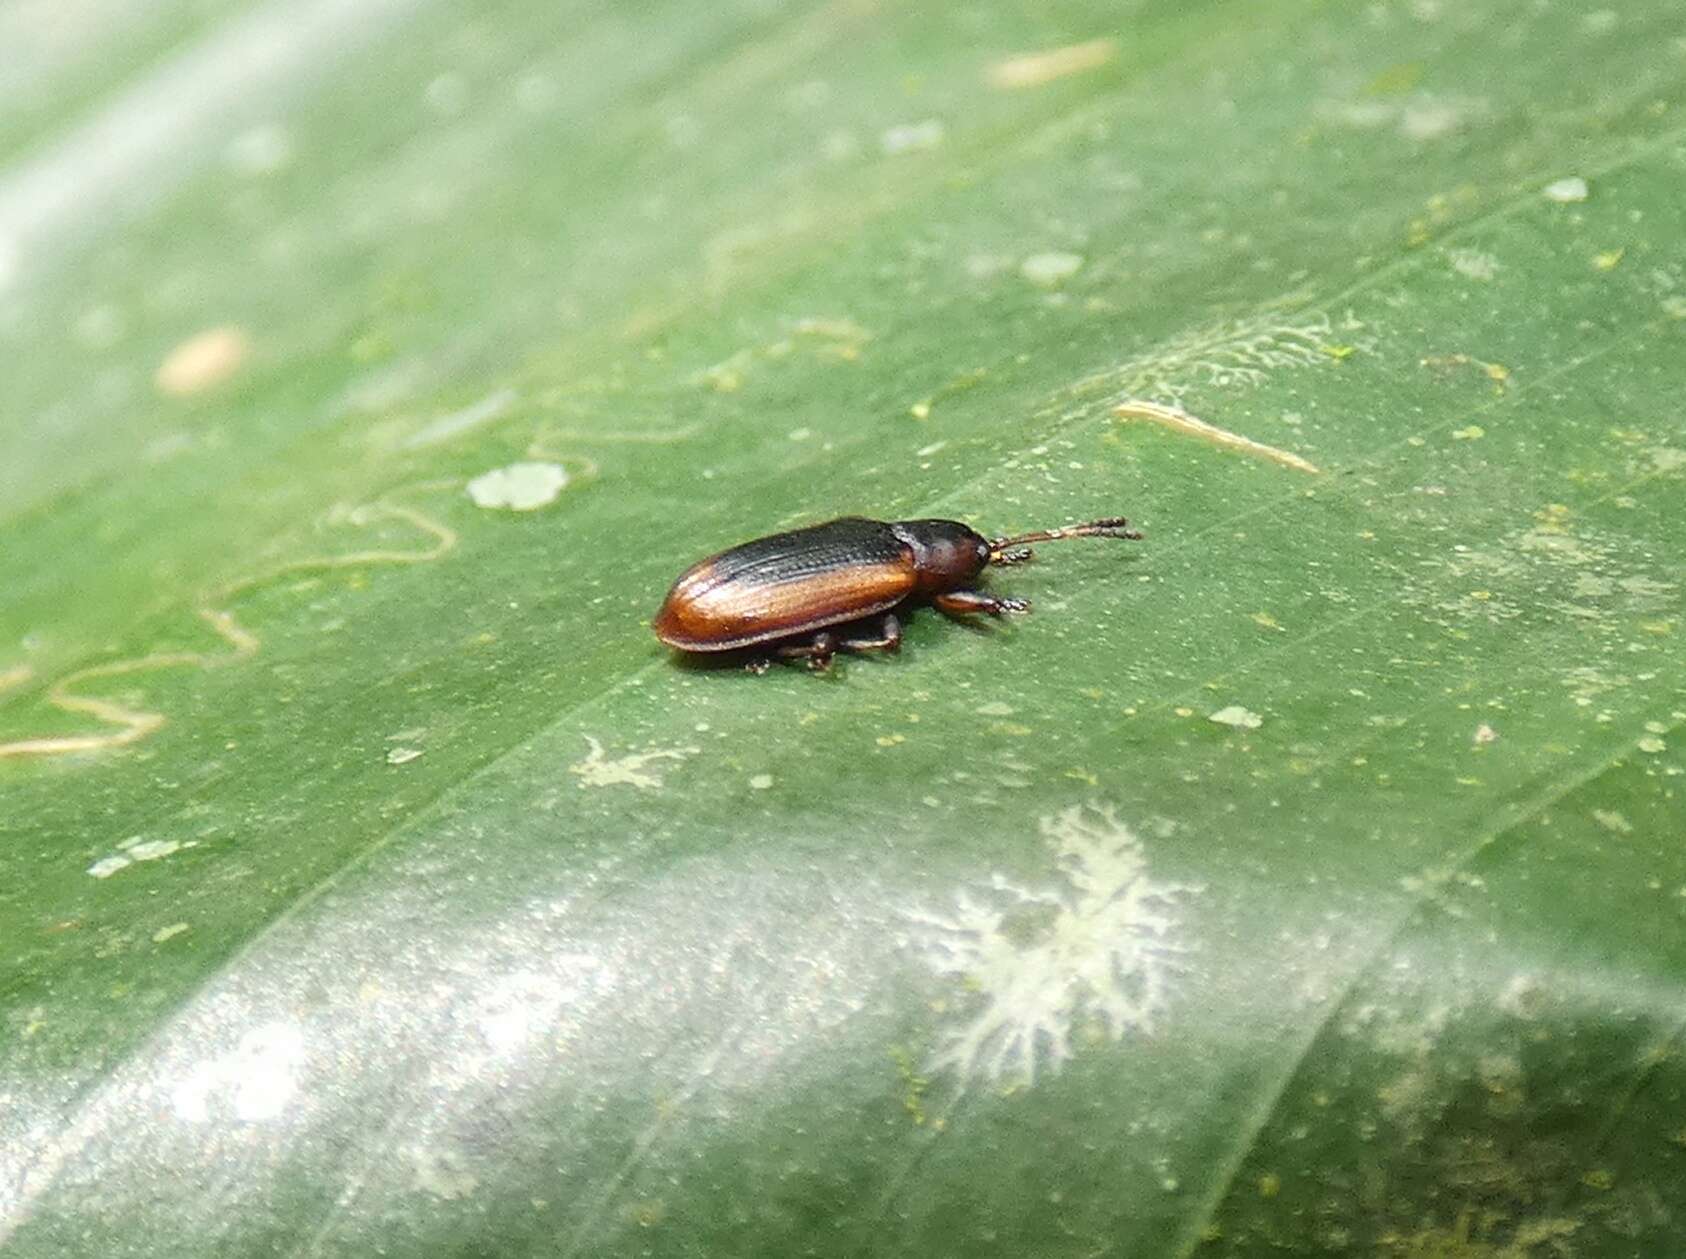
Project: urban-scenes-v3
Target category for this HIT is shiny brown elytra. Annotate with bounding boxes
[652,515,1142,671]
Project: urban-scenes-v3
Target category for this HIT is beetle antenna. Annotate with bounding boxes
[988,516,1143,558]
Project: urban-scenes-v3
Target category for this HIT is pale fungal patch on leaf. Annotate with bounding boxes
[224,123,293,175]
[987,38,1117,89]
[87,836,194,878]
[466,461,568,511]
[879,118,945,155]
[1115,399,1321,474]
[1075,307,1347,407]
[1209,705,1263,730]
[910,803,1196,1086]
[169,1020,307,1123]
[1448,248,1499,281]
[1542,176,1589,203]
[154,326,251,396]
[1319,93,1481,142]
[1019,251,1084,287]
[1398,99,1467,140]
[568,735,697,789]
[409,1144,479,1201]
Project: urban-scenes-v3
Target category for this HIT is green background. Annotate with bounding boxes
[3,0,1684,1254]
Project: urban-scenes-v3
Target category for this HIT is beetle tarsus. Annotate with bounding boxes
[934,590,1030,618]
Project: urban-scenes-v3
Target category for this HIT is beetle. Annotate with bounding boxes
[652,514,1142,670]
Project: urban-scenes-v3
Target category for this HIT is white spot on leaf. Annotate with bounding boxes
[1543,176,1589,203]
[225,124,292,175]
[127,838,183,861]
[1209,705,1263,730]
[466,461,567,511]
[880,119,945,155]
[155,326,250,396]
[911,803,1195,1086]
[1020,251,1084,287]
[1591,809,1632,834]
[88,836,192,877]
[169,1021,307,1123]
[1448,248,1499,282]
[987,39,1117,90]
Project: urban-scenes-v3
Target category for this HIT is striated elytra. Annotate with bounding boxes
[652,514,1142,671]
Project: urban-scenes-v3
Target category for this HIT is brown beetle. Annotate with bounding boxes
[652,515,1141,670]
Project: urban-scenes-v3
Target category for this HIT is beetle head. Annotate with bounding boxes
[892,519,992,592]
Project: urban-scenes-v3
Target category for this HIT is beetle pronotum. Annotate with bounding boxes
[652,515,1141,670]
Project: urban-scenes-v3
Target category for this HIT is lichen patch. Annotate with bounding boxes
[911,803,1196,1086]
[568,735,696,789]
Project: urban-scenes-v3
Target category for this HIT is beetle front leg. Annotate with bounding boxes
[933,590,1030,617]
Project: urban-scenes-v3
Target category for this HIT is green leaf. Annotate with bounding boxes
[4,1,1685,1254]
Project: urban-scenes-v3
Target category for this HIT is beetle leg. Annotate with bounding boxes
[934,590,1030,617]
[838,612,902,655]
[807,630,837,671]
[989,546,1035,567]
[775,629,838,671]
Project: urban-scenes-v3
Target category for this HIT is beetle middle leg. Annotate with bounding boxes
[934,590,1030,617]
[775,629,839,671]
[835,611,901,655]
